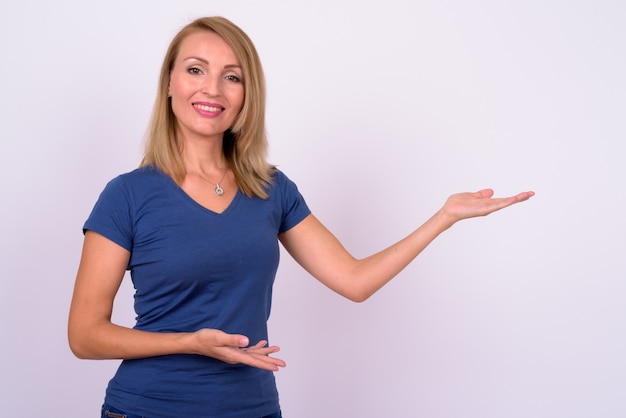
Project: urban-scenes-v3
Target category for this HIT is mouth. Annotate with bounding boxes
[193,103,225,112]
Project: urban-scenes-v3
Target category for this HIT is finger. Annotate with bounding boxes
[240,341,285,370]
[236,349,287,371]
[250,340,268,349]
[215,331,249,348]
[515,191,535,201]
[246,340,283,355]
[247,353,287,370]
[504,191,535,205]
[476,188,495,199]
[245,345,281,356]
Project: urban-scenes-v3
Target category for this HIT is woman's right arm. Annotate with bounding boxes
[68,231,285,371]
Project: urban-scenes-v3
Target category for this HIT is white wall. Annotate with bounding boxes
[1,1,625,416]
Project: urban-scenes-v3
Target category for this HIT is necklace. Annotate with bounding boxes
[187,169,228,196]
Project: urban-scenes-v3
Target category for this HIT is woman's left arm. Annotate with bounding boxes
[279,189,534,302]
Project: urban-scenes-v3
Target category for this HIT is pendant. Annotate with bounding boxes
[214,184,224,196]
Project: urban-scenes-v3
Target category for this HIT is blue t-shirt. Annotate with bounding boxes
[84,166,310,418]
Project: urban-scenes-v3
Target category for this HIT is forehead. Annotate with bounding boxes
[176,30,240,64]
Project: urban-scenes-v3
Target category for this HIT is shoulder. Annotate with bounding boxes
[269,168,299,191]
[266,168,310,230]
[85,167,175,238]
[103,166,171,194]
[265,168,306,201]
[110,166,167,185]
[93,166,174,211]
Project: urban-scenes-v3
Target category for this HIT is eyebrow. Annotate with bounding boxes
[183,56,241,69]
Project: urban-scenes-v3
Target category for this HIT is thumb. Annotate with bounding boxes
[476,188,494,198]
[233,334,249,348]
[211,329,249,348]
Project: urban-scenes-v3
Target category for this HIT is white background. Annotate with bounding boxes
[1,1,625,417]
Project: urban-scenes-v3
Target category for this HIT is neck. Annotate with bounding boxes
[179,134,228,175]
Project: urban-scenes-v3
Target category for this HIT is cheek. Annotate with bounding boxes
[168,72,195,97]
[230,88,245,112]
[168,79,190,108]
[168,78,183,97]
[168,91,189,122]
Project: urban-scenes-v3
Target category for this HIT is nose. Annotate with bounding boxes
[201,73,222,97]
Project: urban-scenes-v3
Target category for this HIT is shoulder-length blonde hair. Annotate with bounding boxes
[141,16,274,198]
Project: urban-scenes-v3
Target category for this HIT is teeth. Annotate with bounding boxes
[195,104,222,112]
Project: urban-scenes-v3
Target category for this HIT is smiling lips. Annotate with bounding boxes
[193,102,225,116]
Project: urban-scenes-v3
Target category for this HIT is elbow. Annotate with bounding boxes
[70,349,90,360]
[348,295,369,303]
[68,327,99,360]
[68,341,87,359]
[69,340,103,360]
[343,288,373,303]
[334,280,376,303]
[68,334,90,359]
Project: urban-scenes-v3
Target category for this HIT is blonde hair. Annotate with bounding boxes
[141,16,274,198]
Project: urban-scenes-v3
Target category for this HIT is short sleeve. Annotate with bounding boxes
[275,170,311,233]
[83,175,134,251]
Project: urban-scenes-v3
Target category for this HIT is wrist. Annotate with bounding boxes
[431,208,457,232]
[173,331,199,355]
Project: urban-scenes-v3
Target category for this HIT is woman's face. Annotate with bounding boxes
[168,31,245,143]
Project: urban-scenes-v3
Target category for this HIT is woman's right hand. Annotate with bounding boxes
[192,329,286,371]
[69,231,285,371]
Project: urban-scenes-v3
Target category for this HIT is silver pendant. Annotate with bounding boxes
[214,184,224,196]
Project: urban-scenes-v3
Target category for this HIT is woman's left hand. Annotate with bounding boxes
[439,189,535,226]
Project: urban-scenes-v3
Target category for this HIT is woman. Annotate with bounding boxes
[68,16,534,418]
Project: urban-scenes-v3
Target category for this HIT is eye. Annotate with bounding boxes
[225,74,242,83]
[187,67,203,75]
